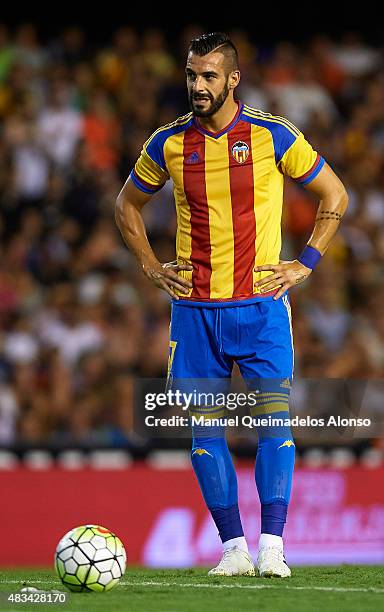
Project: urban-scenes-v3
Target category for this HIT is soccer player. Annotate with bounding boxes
[115,32,348,577]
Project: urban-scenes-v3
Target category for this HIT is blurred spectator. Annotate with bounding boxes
[140,29,176,80]
[35,283,104,366]
[4,94,49,201]
[0,24,15,84]
[309,35,346,96]
[332,32,381,77]
[271,57,338,129]
[0,383,19,444]
[14,23,47,74]
[83,88,121,171]
[37,80,83,169]
[49,26,89,68]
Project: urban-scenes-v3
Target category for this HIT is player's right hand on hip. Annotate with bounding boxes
[142,259,193,299]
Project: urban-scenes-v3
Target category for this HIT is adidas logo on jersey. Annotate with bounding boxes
[185,151,200,164]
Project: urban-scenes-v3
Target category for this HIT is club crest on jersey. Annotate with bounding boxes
[231,141,249,163]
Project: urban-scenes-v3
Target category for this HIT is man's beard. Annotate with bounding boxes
[189,83,230,117]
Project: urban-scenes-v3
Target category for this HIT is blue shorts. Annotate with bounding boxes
[168,294,294,387]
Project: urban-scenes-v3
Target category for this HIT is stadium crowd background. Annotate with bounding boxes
[0,23,383,462]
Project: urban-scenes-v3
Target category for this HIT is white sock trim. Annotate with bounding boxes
[223,536,249,553]
[259,533,283,550]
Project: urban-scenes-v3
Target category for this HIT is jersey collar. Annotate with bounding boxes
[193,101,243,139]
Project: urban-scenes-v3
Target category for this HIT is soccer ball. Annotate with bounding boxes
[55,525,126,592]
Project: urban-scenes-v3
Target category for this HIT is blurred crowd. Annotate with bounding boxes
[0,23,383,454]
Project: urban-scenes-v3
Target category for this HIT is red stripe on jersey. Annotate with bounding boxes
[228,122,256,297]
[183,129,211,299]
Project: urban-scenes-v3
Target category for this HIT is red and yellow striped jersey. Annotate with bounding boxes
[130,102,324,304]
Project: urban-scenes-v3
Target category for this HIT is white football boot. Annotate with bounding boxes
[257,546,291,578]
[208,546,255,576]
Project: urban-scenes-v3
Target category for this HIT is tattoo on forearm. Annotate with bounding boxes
[316,210,342,222]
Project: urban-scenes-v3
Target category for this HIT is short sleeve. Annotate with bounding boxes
[130,132,170,194]
[280,132,325,185]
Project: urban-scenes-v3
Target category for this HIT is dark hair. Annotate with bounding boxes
[188,32,239,71]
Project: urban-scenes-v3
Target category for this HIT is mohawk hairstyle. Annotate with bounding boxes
[188,32,239,72]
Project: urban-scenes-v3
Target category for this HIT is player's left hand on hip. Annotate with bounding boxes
[254,260,312,300]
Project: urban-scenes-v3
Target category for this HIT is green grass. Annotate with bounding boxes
[0,566,383,612]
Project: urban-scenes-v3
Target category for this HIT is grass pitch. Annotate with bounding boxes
[0,566,383,612]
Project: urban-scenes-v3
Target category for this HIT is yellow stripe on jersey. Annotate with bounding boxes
[249,123,282,291]
[164,131,193,298]
[204,135,234,299]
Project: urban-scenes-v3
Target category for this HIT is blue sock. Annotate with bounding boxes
[211,505,244,542]
[191,432,244,543]
[261,501,288,536]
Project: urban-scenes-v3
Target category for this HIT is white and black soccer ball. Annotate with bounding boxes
[55,525,126,592]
